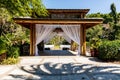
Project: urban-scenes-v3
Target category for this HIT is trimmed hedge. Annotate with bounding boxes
[98,40,120,61]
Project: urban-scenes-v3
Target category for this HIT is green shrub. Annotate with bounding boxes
[0,39,7,55]
[0,57,20,65]
[90,38,101,49]
[7,46,19,58]
[98,40,120,61]
[115,40,120,60]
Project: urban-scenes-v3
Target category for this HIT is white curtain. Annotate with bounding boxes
[36,24,55,55]
[62,32,71,43]
[44,32,57,44]
[44,31,71,44]
[61,25,81,55]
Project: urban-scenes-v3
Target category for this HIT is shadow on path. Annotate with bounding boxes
[9,62,120,80]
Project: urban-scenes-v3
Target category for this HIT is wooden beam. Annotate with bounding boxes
[14,18,103,25]
[15,20,102,25]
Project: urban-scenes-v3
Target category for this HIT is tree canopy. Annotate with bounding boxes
[86,3,120,41]
[0,0,48,17]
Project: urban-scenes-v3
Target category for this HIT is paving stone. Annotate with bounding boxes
[93,74,120,80]
[0,65,14,75]
[20,58,43,65]
[0,56,120,80]
[1,74,41,80]
[61,74,90,80]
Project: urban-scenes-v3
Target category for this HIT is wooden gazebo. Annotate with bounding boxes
[14,9,103,56]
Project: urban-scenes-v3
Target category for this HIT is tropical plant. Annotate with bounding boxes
[71,42,78,51]
[0,57,20,65]
[109,3,120,40]
[90,38,101,49]
[98,40,120,61]
[86,3,120,41]
[86,25,102,41]
[48,35,65,46]
[110,3,118,24]
[0,39,7,55]
[7,46,19,58]
[0,0,48,17]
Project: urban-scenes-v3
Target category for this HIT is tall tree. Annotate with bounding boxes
[109,3,120,40]
[110,3,118,24]
[0,0,48,17]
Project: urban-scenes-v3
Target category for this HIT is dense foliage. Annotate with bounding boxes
[98,40,120,61]
[0,8,30,64]
[0,57,20,65]
[86,6,120,41]
[0,0,48,64]
[86,25,102,41]
[7,46,19,58]
[0,39,6,55]
[0,0,48,17]
[86,3,120,61]
[47,35,68,46]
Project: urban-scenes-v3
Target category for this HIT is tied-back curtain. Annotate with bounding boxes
[36,24,55,55]
[62,32,71,43]
[61,25,81,55]
[44,32,57,44]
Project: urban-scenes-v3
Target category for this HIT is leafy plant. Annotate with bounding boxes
[7,46,19,58]
[90,38,101,49]
[0,0,48,17]
[98,40,120,61]
[48,35,65,46]
[0,39,7,55]
[71,42,78,51]
[86,25,102,41]
[0,57,20,65]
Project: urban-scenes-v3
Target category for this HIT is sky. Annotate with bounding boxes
[42,0,120,14]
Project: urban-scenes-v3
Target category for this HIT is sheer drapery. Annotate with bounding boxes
[61,32,71,43]
[61,25,81,55]
[44,32,57,44]
[35,24,55,55]
[44,31,71,44]
[35,24,81,56]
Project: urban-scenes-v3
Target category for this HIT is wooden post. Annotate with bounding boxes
[80,26,83,55]
[80,24,86,56]
[83,26,86,56]
[30,24,35,56]
[33,24,36,55]
[30,24,33,56]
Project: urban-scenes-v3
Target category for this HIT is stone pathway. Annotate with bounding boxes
[0,56,120,80]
